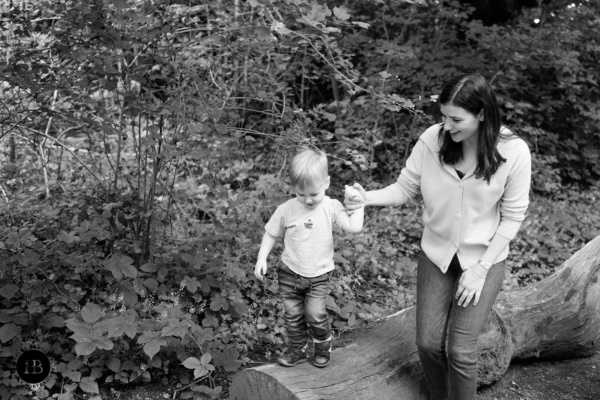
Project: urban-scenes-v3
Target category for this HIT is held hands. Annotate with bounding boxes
[344,183,367,215]
[455,262,489,307]
[254,259,268,282]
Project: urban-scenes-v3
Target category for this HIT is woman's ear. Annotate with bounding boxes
[478,110,484,121]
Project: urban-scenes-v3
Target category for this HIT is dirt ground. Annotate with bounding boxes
[101,349,600,399]
[477,350,600,400]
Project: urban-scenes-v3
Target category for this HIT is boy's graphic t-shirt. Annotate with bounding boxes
[265,196,348,278]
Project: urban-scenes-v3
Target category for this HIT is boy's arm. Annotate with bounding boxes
[254,232,278,281]
[342,205,364,233]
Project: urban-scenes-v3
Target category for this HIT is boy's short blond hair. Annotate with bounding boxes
[289,147,328,190]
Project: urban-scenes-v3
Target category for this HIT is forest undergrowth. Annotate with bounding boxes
[1,182,598,400]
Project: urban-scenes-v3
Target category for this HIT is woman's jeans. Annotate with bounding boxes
[278,265,332,348]
[416,251,505,400]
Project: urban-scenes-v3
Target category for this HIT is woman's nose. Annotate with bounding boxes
[444,120,453,131]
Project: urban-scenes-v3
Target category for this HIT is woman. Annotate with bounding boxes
[345,74,531,400]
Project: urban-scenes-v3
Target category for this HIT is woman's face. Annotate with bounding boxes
[440,103,482,146]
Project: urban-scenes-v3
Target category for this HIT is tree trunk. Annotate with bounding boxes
[229,235,600,400]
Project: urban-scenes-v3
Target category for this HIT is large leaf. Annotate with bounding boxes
[79,377,99,394]
[75,342,97,356]
[0,323,20,343]
[0,284,18,300]
[81,303,103,324]
[213,346,242,372]
[103,255,137,280]
[182,354,214,379]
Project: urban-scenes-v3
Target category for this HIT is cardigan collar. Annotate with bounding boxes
[420,124,475,180]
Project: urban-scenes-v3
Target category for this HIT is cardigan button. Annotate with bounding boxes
[458,182,464,188]
[455,214,461,220]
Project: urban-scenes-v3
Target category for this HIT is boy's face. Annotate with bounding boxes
[294,177,330,210]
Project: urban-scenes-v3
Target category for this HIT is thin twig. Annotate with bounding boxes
[171,372,212,400]
[0,184,9,204]
[16,129,106,189]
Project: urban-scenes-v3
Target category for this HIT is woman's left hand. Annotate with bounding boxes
[455,265,487,307]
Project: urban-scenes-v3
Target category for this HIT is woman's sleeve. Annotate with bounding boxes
[364,137,425,207]
[392,138,424,204]
[496,140,532,240]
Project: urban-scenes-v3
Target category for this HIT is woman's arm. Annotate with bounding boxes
[346,138,426,210]
[363,184,410,207]
[458,140,532,307]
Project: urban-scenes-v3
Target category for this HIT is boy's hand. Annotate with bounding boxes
[254,259,268,281]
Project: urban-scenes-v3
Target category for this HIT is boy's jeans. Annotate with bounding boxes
[278,264,332,348]
[416,251,505,400]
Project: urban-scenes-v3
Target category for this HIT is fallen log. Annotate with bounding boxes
[229,235,600,400]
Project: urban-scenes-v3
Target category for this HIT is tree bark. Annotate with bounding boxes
[229,235,600,400]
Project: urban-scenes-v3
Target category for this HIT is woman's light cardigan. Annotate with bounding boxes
[385,124,531,272]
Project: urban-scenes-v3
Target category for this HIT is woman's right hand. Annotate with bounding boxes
[344,183,367,214]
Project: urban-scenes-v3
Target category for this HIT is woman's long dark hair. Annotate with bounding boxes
[438,74,507,184]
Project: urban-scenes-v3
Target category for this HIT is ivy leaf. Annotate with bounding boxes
[183,276,201,294]
[143,278,159,292]
[79,377,99,394]
[41,315,65,329]
[11,251,40,265]
[140,263,158,272]
[182,357,202,369]
[202,312,219,328]
[107,357,121,373]
[75,342,97,356]
[138,332,167,359]
[191,327,215,345]
[64,370,81,383]
[57,230,80,244]
[93,338,114,350]
[300,3,331,26]
[255,26,272,41]
[161,324,188,339]
[212,346,241,372]
[143,341,163,360]
[0,283,18,300]
[333,6,351,21]
[81,303,104,324]
[180,253,205,269]
[210,294,228,312]
[98,316,139,339]
[182,354,214,379]
[103,255,137,280]
[352,21,370,29]
[65,318,93,342]
[5,229,36,248]
[0,323,20,343]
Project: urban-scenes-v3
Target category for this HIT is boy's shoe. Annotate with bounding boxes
[313,338,332,368]
[277,346,307,367]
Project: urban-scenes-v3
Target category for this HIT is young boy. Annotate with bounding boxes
[254,147,364,368]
